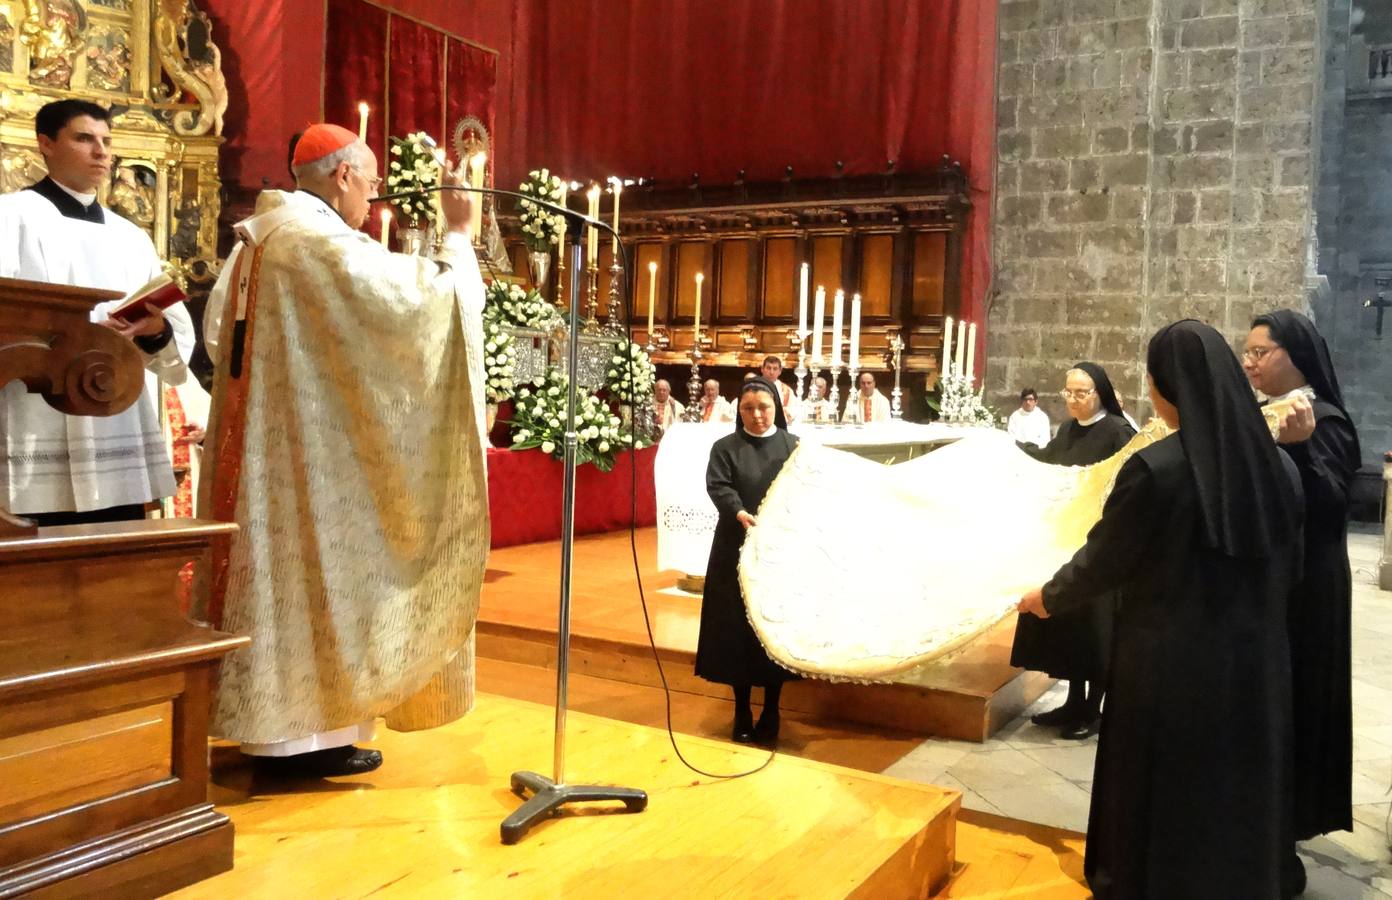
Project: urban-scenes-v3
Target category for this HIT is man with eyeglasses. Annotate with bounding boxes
[1243,311,1359,893]
[197,123,489,779]
[1006,386,1051,446]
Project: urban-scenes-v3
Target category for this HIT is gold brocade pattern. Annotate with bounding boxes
[202,190,489,745]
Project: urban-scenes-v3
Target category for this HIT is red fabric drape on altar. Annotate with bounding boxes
[487,447,657,549]
[507,0,997,333]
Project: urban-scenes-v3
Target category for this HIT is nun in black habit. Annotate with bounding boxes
[1245,310,1360,848]
[1012,362,1135,739]
[1018,321,1304,900]
[695,378,800,745]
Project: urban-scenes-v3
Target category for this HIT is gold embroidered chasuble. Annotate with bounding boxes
[198,190,489,744]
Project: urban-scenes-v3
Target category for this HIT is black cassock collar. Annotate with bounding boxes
[26,176,105,224]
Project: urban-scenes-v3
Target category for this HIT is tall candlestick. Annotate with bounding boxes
[831,289,845,366]
[849,293,862,370]
[942,315,954,377]
[694,272,704,342]
[466,152,487,239]
[379,209,391,249]
[555,182,569,247]
[798,262,810,338]
[647,261,657,336]
[357,102,369,141]
[955,319,967,375]
[966,321,977,381]
[610,177,622,253]
[811,286,826,364]
[586,184,601,265]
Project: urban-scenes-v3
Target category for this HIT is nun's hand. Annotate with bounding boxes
[736,510,757,529]
[1275,394,1316,444]
[1017,588,1049,619]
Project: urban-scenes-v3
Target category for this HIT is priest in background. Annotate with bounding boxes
[840,371,891,424]
[652,378,684,436]
[698,378,735,423]
[760,355,799,422]
[198,123,490,778]
[0,99,193,524]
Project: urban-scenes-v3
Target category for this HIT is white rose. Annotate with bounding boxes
[541,440,555,454]
[598,441,610,452]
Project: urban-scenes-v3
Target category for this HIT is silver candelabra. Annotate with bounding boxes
[889,334,905,420]
[827,357,843,424]
[683,342,703,423]
[845,362,859,426]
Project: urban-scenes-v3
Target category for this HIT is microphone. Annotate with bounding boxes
[371,184,610,236]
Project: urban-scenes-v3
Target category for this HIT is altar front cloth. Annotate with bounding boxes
[487,446,656,548]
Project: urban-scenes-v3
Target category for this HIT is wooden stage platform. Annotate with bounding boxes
[478,529,1052,742]
[175,694,960,898]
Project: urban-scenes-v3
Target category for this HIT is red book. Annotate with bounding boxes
[109,273,187,323]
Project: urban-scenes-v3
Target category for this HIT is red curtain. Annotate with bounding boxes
[446,38,499,178]
[507,0,996,325]
[389,19,447,142]
[323,0,390,162]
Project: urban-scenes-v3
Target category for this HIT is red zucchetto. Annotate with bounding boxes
[291,123,359,167]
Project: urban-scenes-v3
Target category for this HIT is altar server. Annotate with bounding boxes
[198,123,488,777]
[698,378,735,423]
[1019,320,1303,899]
[0,99,193,524]
[840,371,891,424]
[652,378,684,435]
[1245,310,1359,888]
[1007,387,1051,446]
[696,378,800,744]
[1012,362,1134,739]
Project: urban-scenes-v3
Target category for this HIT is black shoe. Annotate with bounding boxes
[753,712,780,746]
[1031,704,1078,727]
[733,708,756,743]
[254,745,383,777]
[1284,850,1306,897]
[1059,717,1100,740]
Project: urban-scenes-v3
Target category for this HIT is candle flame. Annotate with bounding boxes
[358,101,368,115]
[648,261,657,273]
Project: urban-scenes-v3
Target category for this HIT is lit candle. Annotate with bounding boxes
[586,184,601,265]
[379,209,391,249]
[798,262,809,339]
[966,321,977,381]
[849,293,862,370]
[468,152,487,239]
[955,319,967,375]
[694,272,704,342]
[831,289,845,366]
[942,316,954,377]
[811,286,826,364]
[647,261,657,336]
[357,102,369,141]
[610,177,622,253]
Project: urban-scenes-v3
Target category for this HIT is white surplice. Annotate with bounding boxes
[0,187,193,514]
[1007,405,1052,446]
[840,388,891,424]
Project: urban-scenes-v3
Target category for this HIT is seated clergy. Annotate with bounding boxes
[841,371,891,423]
[806,375,833,423]
[699,378,735,423]
[652,378,684,434]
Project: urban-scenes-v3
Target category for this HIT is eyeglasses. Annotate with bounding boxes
[1058,389,1096,402]
[1241,345,1280,362]
[348,165,382,191]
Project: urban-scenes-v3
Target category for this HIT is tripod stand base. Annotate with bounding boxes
[500,770,648,844]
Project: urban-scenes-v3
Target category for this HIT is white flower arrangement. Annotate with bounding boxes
[484,280,562,331]
[385,132,443,229]
[938,369,998,427]
[604,340,656,405]
[509,370,628,471]
[483,318,515,404]
[517,168,567,253]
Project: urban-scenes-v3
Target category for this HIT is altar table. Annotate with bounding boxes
[487,446,657,548]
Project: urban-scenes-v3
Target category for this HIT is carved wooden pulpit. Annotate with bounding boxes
[0,277,248,897]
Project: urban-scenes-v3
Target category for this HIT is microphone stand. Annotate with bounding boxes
[375,186,647,843]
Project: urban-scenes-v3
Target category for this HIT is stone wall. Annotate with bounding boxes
[988,0,1320,423]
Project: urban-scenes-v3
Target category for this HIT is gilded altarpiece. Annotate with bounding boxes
[0,0,226,285]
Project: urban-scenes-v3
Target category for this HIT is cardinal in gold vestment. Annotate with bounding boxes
[197,124,488,775]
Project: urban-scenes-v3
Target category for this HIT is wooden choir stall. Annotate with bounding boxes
[0,277,245,897]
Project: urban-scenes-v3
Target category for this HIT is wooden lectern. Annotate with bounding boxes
[0,277,248,897]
